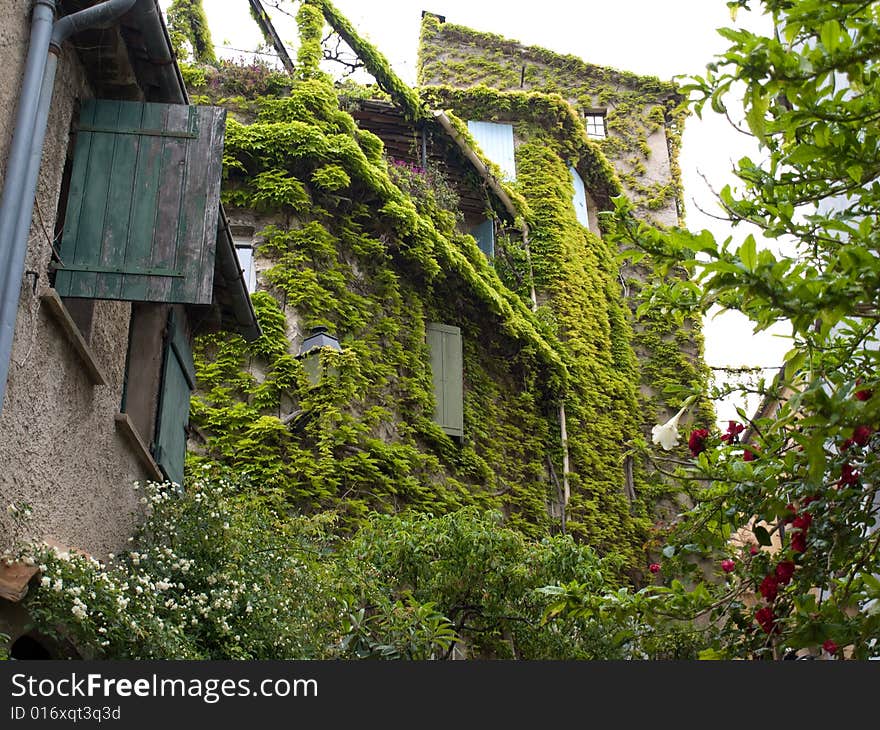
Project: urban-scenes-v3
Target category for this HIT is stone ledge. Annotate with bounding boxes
[40,289,107,386]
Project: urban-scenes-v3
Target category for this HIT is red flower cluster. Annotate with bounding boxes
[838,462,860,489]
[823,640,838,654]
[759,574,779,601]
[721,421,745,444]
[852,424,873,446]
[855,379,873,401]
[743,448,757,461]
[790,511,812,553]
[649,563,661,574]
[688,428,710,457]
[774,560,795,585]
[755,606,777,634]
[721,558,736,573]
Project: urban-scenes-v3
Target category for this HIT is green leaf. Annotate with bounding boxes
[753,525,772,547]
[846,164,863,183]
[738,235,757,272]
[662,545,676,558]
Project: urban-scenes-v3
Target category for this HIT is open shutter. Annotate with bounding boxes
[470,219,495,259]
[569,165,590,228]
[466,120,516,181]
[54,99,226,304]
[153,309,195,486]
[426,322,463,439]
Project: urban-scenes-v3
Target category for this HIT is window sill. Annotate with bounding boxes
[114,413,164,482]
[40,289,107,386]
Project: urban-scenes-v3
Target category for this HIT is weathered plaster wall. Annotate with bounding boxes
[0,0,147,558]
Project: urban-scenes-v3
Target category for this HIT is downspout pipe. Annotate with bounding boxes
[0,0,57,413]
[0,0,137,412]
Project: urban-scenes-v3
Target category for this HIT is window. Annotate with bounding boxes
[233,238,257,294]
[469,219,495,259]
[426,323,463,440]
[466,120,517,181]
[569,165,590,229]
[584,112,607,140]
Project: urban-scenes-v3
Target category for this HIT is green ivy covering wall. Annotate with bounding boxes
[185,1,711,575]
[417,13,686,220]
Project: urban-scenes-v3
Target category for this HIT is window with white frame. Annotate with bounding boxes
[583,112,607,140]
[233,237,257,294]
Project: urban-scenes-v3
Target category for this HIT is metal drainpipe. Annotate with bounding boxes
[0,0,137,412]
[0,0,57,412]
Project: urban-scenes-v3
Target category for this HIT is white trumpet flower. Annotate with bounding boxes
[651,397,696,451]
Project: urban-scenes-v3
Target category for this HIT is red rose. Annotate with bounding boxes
[755,606,777,634]
[841,438,855,451]
[774,560,795,585]
[759,574,779,602]
[792,513,812,532]
[791,531,807,553]
[839,462,860,488]
[743,448,757,461]
[649,563,661,574]
[721,559,736,573]
[855,388,872,401]
[749,544,759,556]
[852,425,873,447]
[688,428,710,457]
[823,640,838,654]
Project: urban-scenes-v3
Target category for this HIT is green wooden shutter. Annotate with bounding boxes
[153,309,195,486]
[426,322,463,439]
[55,99,226,304]
[470,219,495,258]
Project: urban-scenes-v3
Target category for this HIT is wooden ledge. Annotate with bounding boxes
[114,413,164,482]
[40,289,107,386]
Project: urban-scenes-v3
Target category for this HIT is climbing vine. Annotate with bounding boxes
[166,0,217,66]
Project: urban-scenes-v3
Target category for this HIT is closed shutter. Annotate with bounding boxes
[470,219,495,258]
[466,120,516,181]
[569,165,590,228]
[54,99,226,304]
[153,309,195,486]
[426,323,463,439]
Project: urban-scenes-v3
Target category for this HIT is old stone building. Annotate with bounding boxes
[0,0,257,648]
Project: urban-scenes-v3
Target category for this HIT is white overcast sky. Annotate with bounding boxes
[161,0,793,424]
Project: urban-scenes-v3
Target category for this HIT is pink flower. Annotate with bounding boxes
[823,640,838,654]
[721,559,736,573]
[688,428,710,457]
[649,563,661,574]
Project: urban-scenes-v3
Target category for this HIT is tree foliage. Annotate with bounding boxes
[584,0,880,658]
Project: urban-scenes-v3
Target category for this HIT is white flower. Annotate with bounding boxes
[52,579,64,592]
[6,503,17,515]
[651,398,695,451]
[40,576,51,588]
